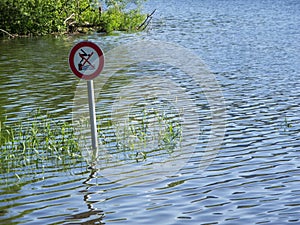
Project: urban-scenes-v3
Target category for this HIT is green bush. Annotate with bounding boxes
[0,0,147,36]
[99,7,145,33]
[0,0,71,35]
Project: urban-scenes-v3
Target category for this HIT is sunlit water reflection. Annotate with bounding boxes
[1,0,300,224]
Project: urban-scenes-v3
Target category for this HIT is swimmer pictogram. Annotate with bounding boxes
[78,49,95,71]
[69,41,104,80]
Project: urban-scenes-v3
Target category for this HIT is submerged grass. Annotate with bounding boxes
[100,101,183,162]
[0,110,84,176]
[1,105,183,182]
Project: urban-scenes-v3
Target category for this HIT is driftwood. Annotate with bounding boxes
[64,13,75,25]
[0,29,16,38]
[137,9,156,30]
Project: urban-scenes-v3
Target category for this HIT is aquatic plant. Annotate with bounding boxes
[0,110,84,175]
[103,102,183,162]
[1,105,182,178]
[280,116,293,132]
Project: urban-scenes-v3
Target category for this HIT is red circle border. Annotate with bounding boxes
[69,41,104,80]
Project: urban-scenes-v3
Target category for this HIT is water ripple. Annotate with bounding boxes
[1,0,300,224]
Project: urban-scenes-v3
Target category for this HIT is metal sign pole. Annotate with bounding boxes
[87,80,98,161]
[69,41,104,165]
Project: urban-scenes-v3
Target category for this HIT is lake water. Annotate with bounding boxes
[1,0,300,224]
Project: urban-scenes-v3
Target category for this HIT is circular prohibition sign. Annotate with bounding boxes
[69,41,104,80]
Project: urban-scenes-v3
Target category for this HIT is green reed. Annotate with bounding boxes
[1,105,183,179]
[0,110,84,175]
[108,106,183,162]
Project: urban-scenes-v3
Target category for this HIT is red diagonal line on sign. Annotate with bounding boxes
[79,51,95,69]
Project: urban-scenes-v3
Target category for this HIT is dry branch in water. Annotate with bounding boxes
[0,29,15,38]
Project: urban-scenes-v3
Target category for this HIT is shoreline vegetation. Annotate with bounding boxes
[0,0,153,38]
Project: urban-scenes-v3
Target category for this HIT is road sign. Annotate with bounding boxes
[69,41,104,80]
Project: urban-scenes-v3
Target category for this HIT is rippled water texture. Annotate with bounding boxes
[0,0,299,224]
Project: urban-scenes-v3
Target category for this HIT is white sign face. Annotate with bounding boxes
[73,46,99,76]
[69,41,104,80]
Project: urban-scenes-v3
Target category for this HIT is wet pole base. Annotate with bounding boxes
[87,80,99,163]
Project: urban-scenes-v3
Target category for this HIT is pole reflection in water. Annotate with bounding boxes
[65,169,105,225]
